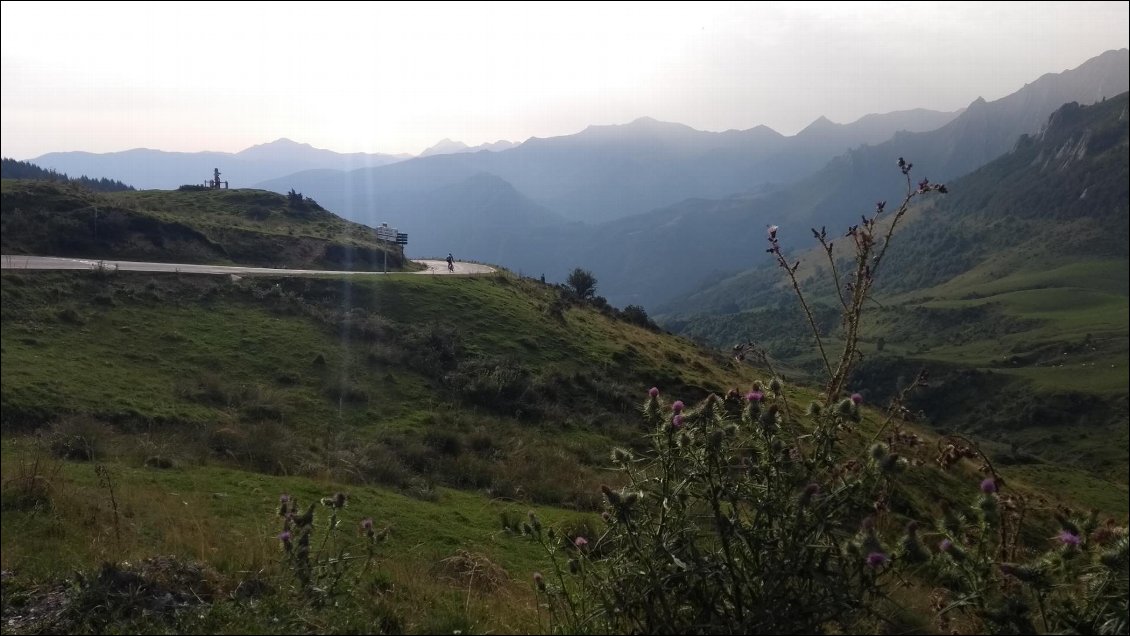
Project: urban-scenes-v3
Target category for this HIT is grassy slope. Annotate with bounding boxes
[0,269,767,632]
[2,268,1124,634]
[0,180,419,271]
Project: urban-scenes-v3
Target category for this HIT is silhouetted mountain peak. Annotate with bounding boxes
[237,138,320,157]
[798,115,838,135]
[420,138,469,155]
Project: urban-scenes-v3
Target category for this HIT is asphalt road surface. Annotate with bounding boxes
[1,255,495,276]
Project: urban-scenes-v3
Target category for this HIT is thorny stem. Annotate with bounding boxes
[767,236,835,380]
[771,163,945,407]
[813,226,849,313]
[868,367,928,444]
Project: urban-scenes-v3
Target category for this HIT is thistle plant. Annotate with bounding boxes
[274,492,387,607]
[531,159,1127,634]
[526,160,949,633]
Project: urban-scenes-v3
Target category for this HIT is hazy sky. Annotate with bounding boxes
[2,1,1128,158]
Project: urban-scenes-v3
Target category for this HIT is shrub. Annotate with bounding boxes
[566,268,597,299]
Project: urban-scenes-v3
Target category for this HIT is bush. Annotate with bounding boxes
[566,268,597,299]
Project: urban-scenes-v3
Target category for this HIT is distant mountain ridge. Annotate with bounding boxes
[419,138,518,156]
[577,48,1130,308]
[30,138,409,190]
[255,105,961,264]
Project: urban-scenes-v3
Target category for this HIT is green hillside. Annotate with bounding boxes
[0,180,417,271]
[2,264,1124,633]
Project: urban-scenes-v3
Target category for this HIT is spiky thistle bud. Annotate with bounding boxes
[611,447,632,464]
[900,522,929,563]
[869,443,889,462]
[601,484,621,506]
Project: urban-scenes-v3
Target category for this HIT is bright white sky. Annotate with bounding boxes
[2,1,1127,158]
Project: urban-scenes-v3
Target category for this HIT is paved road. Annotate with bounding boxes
[0,255,495,276]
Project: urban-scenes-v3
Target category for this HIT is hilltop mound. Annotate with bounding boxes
[0,181,413,271]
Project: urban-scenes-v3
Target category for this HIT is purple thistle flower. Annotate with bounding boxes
[360,518,374,531]
[278,530,292,543]
[574,536,588,548]
[672,414,684,429]
[850,393,863,405]
[866,552,889,568]
[672,400,685,414]
[980,478,997,494]
[1057,530,1081,547]
[746,390,764,402]
[648,386,659,398]
[939,539,953,553]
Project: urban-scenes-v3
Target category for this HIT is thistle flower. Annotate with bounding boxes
[769,378,783,393]
[672,414,684,429]
[746,390,764,402]
[850,393,863,405]
[1056,530,1082,547]
[278,494,291,517]
[278,530,293,551]
[533,571,546,591]
[574,536,588,548]
[768,225,779,240]
[648,387,659,398]
[938,538,966,562]
[672,400,685,414]
[980,478,998,494]
[866,552,889,568]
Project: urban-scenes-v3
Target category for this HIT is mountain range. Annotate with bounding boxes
[29,138,410,190]
[18,49,1129,311]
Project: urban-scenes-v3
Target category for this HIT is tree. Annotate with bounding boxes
[566,268,597,299]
